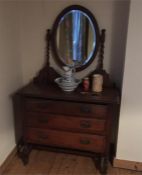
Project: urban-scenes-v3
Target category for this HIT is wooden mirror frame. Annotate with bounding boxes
[51,5,100,72]
[33,6,109,87]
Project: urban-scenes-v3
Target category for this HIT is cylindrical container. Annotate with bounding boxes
[92,74,103,93]
[83,77,90,92]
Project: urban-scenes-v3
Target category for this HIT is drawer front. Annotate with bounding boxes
[25,128,106,153]
[25,99,108,118]
[25,112,106,134]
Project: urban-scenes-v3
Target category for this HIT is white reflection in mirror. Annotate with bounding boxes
[56,10,96,68]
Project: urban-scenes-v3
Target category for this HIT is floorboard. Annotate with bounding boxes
[2,150,142,175]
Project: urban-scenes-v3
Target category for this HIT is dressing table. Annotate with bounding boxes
[13,5,120,175]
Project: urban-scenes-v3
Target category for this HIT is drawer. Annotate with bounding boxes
[25,99,108,118]
[25,112,106,134]
[24,128,106,153]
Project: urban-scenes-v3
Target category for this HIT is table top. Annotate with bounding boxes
[15,82,120,105]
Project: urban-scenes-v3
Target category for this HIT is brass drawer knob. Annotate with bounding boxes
[80,120,91,128]
[80,138,90,145]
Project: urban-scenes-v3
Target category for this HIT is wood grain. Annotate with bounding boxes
[114,158,142,172]
[25,112,106,134]
[25,128,105,152]
[2,150,142,175]
[25,99,108,118]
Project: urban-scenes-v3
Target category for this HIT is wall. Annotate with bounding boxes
[0,2,23,165]
[18,0,130,88]
[116,0,142,162]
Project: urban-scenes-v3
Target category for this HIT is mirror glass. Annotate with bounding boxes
[51,5,99,71]
[56,10,96,68]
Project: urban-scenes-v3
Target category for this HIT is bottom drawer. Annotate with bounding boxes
[24,128,106,153]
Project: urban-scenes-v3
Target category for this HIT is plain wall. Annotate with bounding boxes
[116,0,142,162]
[18,0,130,88]
[0,2,23,165]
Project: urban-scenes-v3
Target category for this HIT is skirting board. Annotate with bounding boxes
[113,158,142,171]
[0,147,17,174]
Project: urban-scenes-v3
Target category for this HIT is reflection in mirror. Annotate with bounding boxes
[56,10,96,68]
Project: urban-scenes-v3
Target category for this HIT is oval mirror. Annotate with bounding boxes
[51,5,100,71]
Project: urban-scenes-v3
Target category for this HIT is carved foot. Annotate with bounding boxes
[17,142,32,165]
[99,156,108,175]
[92,156,100,170]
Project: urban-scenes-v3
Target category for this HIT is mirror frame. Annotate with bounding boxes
[51,5,100,72]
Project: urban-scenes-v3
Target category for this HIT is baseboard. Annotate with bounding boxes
[113,158,142,171]
[0,147,17,174]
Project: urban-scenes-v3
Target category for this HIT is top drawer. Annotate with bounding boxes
[25,99,108,118]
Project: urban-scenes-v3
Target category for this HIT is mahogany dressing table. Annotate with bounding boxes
[13,5,120,175]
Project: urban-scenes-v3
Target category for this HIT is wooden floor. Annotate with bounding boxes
[2,150,142,175]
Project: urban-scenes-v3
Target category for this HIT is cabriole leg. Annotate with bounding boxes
[17,142,32,165]
[99,156,108,175]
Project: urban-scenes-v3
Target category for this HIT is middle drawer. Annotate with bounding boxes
[25,112,106,134]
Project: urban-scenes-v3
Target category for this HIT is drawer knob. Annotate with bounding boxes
[80,138,90,145]
[38,117,48,123]
[38,133,48,139]
[80,106,91,113]
[39,103,48,109]
[80,121,91,128]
